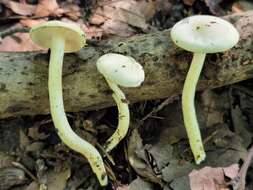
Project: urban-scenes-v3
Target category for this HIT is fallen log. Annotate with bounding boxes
[0,11,253,119]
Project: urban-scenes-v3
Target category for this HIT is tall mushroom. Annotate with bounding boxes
[170,15,239,164]
[96,53,144,152]
[30,21,108,186]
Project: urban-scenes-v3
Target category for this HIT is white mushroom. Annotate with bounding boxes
[30,21,108,186]
[170,15,239,164]
[96,53,145,152]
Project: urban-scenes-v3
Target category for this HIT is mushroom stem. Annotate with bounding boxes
[103,79,130,152]
[48,37,108,186]
[182,52,206,164]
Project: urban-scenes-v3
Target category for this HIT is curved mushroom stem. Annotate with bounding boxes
[103,79,130,152]
[182,52,206,164]
[48,36,108,186]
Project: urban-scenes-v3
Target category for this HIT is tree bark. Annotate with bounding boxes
[0,11,253,119]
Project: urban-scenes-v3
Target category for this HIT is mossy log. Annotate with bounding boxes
[0,11,253,119]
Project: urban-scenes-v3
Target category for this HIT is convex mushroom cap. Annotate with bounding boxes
[171,15,239,53]
[30,21,85,52]
[96,53,145,87]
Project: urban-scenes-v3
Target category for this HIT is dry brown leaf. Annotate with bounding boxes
[28,125,50,140]
[65,19,103,40]
[0,153,15,169]
[232,2,244,13]
[25,182,39,190]
[47,168,71,190]
[89,0,170,37]
[62,3,81,21]
[232,1,253,13]
[92,4,148,29]
[223,164,239,179]
[35,0,64,17]
[189,164,239,190]
[20,18,46,27]
[204,0,225,15]
[183,0,196,6]
[89,13,106,25]
[189,167,224,190]
[83,26,103,40]
[1,0,36,16]
[101,19,136,37]
[0,32,43,52]
[116,185,129,190]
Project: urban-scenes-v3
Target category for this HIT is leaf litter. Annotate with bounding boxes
[0,1,253,190]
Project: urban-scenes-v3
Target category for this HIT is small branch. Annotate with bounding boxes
[230,145,253,190]
[0,26,29,39]
[140,95,178,122]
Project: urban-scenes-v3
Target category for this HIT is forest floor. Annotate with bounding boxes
[0,0,253,190]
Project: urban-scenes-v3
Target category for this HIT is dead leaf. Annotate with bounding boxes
[232,1,253,13]
[117,185,129,190]
[223,164,239,179]
[28,125,49,140]
[201,90,229,127]
[189,167,224,190]
[0,152,15,169]
[1,0,36,16]
[129,178,153,190]
[89,13,106,25]
[232,2,244,13]
[62,3,81,20]
[58,18,103,40]
[91,3,149,30]
[183,0,196,6]
[168,176,190,190]
[35,0,64,17]
[20,129,30,149]
[25,182,39,190]
[0,32,43,52]
[189,164,239,190]
[204,0,225,15]
[0,167,27,190]
[79,22,103,40]
[89,0,170,37]
[230,104,252,147]
[0,19,48,52]
[101,19,136,37]
[130,114,246,186]
[47,168,71,190]
[20,18,46,27]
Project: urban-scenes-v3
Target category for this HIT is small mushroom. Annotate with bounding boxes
[170,15,239,164]
[30,21,108,186]
[96,53,145,152]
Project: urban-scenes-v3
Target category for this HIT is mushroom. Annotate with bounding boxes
[30,21,108,186]
[96,53,144,152]
[170,15,239,164]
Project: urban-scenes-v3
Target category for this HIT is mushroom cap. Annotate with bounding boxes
[30,21,85,53]
[96,53,145,87]
[170,15,239,53]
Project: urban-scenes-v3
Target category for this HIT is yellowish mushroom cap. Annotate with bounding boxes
[171,15,239,53]
[30,21,85,53]
[97,53,145,87]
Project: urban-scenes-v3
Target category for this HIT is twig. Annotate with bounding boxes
[0,26,29,39]
[182,130,219,155]
[96,142,115,166]
[140,95,179,122]
[230,144,253,190]
[12,162,39,183]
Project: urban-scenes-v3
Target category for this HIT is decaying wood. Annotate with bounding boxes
[0,11,253,119]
